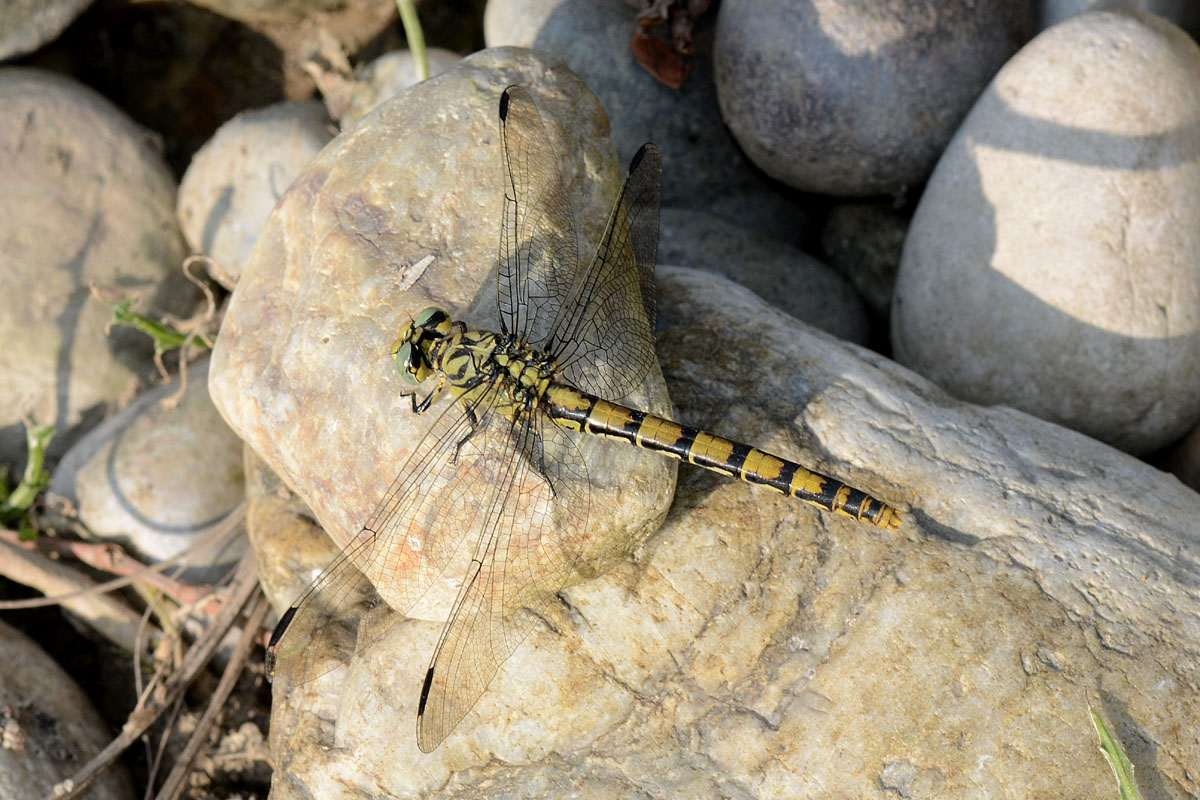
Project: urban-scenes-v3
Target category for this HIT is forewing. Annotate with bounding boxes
[497,85,580,345]
[544,144,662,400]
[415,412,590,752]
[267,382,518,685]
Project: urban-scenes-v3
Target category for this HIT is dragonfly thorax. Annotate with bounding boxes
[392,306,559,414]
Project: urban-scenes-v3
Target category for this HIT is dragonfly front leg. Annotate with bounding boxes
[410,377,447,415]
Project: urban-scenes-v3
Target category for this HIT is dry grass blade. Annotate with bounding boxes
[45,552,262,800]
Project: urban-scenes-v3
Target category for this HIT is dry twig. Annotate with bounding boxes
[153,591,270,800]
[47,552,263,800]
[0,536,150,651]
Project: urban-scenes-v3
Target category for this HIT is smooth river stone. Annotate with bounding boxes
[893,10,1200,454]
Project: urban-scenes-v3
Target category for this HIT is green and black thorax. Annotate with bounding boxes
[393,306,559,419]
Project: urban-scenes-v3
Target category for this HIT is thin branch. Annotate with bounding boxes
[47,552,262,800]
[153,591,270,800]
[0,530,212,607]
[0,502,245,612]
[0,536,150,651]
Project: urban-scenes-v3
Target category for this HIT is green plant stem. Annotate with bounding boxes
[112,299,214,351]
[396,0,429,81]
[1090,707,1142,800]
[0,421,54,523]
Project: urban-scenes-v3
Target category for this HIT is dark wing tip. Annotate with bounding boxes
[499,85,518,121]
[628,142,660,173]
[417,665,436,715]
[415,666,439,752]
[264,605,299,682]
[268,605,298,649]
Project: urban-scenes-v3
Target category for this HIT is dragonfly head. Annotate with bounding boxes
[392,306,453,385]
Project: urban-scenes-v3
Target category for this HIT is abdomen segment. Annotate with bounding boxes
[546,385,902,530]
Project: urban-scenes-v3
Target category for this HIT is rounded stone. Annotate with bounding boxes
[264,265,1200,799]
[484,0,803,237]
[658,208,868,343]
[893,10,1200,454]
[48,360,247,576]
[713,0,1033,196]
[820,203,908,317]
[337,48,463,127]
[0,619,134,800]
[0,0,91,61]
[177,100,334,289]
[1040,0,1200,36]
[209,47,676,626]
[0,68,194,465]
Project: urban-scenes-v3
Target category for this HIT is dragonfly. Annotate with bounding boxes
[266,85,902,754]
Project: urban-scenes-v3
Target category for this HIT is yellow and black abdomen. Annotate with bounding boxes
[546,384,902,531]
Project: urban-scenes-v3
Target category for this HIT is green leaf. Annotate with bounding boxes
[110,298,214,352]
[1090,707,1142,800]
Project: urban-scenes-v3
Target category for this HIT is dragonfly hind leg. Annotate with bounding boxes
[452,406,481,465]
[532,437,555,497]
[519,412,559,498]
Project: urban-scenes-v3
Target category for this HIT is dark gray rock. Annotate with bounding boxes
[484,0,803,238]
[820,203,908,316]
[659,208,868,343]
[714,0,1033,196]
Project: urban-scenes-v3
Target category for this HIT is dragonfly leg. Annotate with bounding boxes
[452,406,481,465]
[531,434,555,497]
[411,378,447,414]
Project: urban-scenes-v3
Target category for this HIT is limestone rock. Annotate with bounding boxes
[0,68,194,465]
[0,0,91,61]
[178,101,334,289]
[48,360,247,576]
[893,10,1200,454]
[210,48,676,623]
[267,266,1200,798]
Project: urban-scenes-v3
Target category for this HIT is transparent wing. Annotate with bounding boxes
[544,143,661,400]
[497,86,662,401]
[416,409,590,752]
[267,381,522,685]
[496,85,579,345]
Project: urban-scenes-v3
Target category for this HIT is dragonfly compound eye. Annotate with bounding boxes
[395,341,429,384]
[414,306,451,334]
